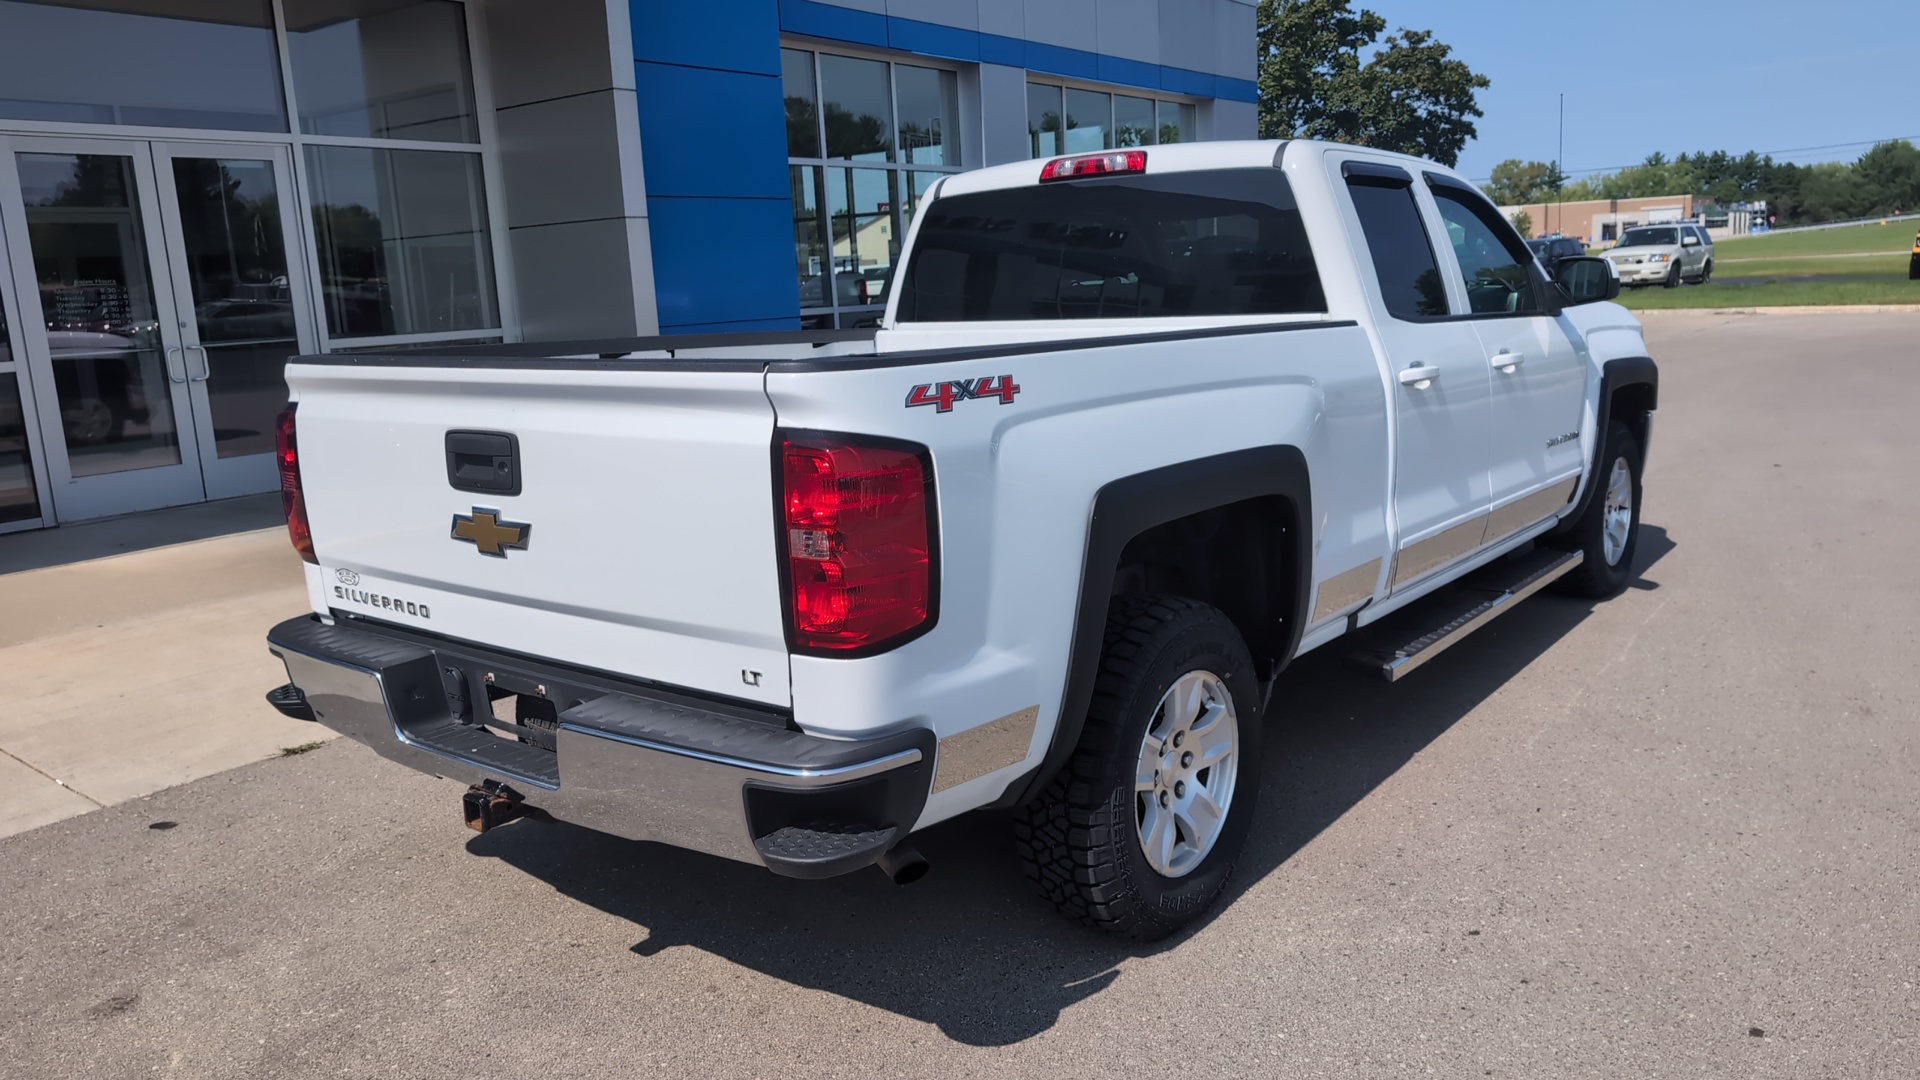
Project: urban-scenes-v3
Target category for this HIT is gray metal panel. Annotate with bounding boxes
[977,0,1023,37]
[482,0,620,110]
[888,0,979,30]
[1215,0,1256,79]
[977,62,1032,166]
[1157,0,1216,73]
[506,217,654,341]
[1022,0,1096,52]
[495,90,633,229]
[1210,98,1257,139]
[1094,0,1159,65]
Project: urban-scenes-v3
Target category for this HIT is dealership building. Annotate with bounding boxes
[0,0,1259,532]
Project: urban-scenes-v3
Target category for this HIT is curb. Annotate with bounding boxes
[1631,304,1920,316]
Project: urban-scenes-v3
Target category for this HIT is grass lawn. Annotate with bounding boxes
[1617,278,1920,309]
[1712,220,1917,259]
[1711,251,1910,278]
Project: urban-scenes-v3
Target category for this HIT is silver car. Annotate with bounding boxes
[1606,224,1714,287]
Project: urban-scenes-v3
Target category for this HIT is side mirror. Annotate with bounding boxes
[1555,256,1620,305]
[1682,235,1700,247]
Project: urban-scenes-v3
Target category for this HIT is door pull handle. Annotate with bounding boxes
[163,345,188,384]
[1397,365,1440,389]
[1494,351,1525,373]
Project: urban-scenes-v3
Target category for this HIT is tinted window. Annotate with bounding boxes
[1346,179,1448,318]
[895,169,1325,321]
[1431,187,1539,316]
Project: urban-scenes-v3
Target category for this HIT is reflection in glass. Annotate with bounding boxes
[0,0,285,131]
[903,171,940,233]
[1158,101,1197,145]
[827,167,899,309]
[1028,83,1064,158]
[0,299,41,523]
[305,146,500,338]
[781,48,820,158]
[895,66,959,167]
[1064,89,1111,153]
[819,54,893,162]
[791,166,828,308]
[172,158,296,460]
[285,0,478,142]
[1115,95,1156,148]
[17,153,182,477]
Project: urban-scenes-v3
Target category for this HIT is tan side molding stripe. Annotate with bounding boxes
[1311,557,1383,622]
[1392,514,1490,588]
[932,706,1040,793]
[1484,477,1580,544]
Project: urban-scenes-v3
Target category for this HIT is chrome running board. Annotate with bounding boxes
[1351,547,1584,682]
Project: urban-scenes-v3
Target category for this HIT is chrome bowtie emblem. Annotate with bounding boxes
[450,508,531,558]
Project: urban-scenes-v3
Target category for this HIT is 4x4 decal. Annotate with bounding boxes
[906,375,1021,413]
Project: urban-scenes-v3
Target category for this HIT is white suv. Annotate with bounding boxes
[1607,223,1713,287]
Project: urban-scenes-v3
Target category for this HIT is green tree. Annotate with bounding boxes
[1255,0,1489,167]
[1484,159,1556,205]
[1852,140,1920,214]
[1511,209,1533,238]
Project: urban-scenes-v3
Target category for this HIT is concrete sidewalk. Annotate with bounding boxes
[0,496,329,838]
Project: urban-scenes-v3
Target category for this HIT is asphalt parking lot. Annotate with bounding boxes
[3,313,1916,1079]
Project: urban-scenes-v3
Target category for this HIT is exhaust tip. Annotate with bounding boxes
[875,843,929,886]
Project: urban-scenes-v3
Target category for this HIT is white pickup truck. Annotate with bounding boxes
[265,139,1656,939]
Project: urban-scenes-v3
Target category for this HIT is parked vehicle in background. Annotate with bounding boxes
[263,140,1656,940]
[1606,224,1713,287]
[1527,236,1588,276]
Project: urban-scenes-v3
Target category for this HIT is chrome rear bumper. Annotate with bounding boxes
[267,615,933,877]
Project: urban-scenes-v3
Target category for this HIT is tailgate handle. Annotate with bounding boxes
[445,430,521,496]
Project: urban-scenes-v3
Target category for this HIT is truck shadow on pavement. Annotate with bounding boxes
[467,528,1674,1047]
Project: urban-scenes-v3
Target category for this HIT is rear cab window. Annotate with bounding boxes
[894,169,1326,321]
[1343,173,1449,320]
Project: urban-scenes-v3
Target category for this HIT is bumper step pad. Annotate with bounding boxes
[754,824,899,880]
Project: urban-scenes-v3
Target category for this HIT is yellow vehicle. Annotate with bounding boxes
[1910,231,1919,280]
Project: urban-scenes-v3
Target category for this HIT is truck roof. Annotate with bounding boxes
[934,139,1468,199]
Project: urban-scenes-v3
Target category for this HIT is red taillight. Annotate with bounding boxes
[275,404,317,564]
[1039,149,1147,181]
[780,433,934,653]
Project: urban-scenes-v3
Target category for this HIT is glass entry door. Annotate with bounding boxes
[0,135,315,521]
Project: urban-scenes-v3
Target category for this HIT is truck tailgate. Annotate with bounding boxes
[286,361,790,707]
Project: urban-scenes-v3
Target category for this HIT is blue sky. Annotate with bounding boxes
[1356,0,1918,182]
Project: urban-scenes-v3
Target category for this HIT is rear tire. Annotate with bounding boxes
[1014,596,1263,940]
[1551,420,1643,599]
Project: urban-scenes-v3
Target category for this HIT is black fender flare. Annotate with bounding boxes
[1004,446,1313,806]
[1554,355,1658,532]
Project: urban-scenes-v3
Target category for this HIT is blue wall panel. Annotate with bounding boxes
[629,2,797,331]
[630,0,781,75]
[776,0,1258,102]
[647,195,801,331]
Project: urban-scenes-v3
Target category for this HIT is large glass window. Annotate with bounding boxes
[0,0,285,131]
[1346,179,1448,319]
[784,47,965,328]
[305,146,499,337]
[285,0,479,143]
[895,169,1326,322]
[1028,82,1199,159]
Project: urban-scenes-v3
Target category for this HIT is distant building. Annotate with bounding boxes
[1499,194,1698,247]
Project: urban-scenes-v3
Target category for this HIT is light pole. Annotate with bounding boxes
[1556,93,1564,236]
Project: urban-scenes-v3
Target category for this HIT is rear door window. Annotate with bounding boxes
[1344,176,1448,319]
[894,169,1325,321]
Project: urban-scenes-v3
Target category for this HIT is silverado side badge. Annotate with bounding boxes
[451,507,531,558]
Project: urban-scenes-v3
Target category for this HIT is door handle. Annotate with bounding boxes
[1493,350,1525,373]
[163,344,188,384]
[186,344,210,382]
[1397,364,1440,389]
